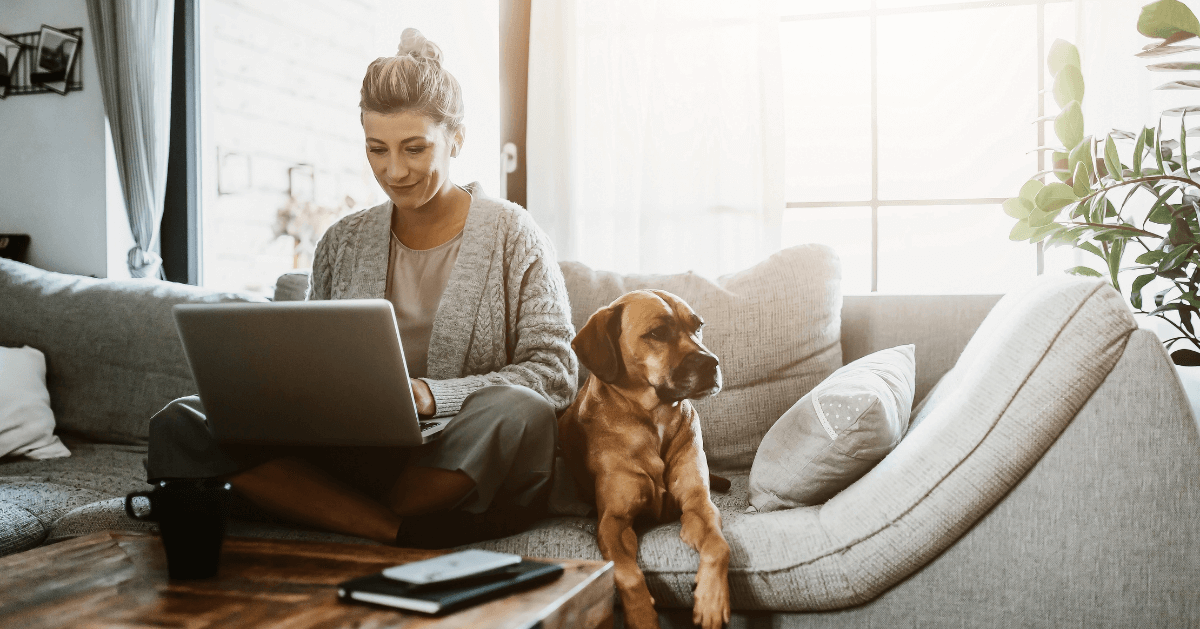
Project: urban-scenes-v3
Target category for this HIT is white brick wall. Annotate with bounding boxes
[199,0,500,296]
[198,0,389,295]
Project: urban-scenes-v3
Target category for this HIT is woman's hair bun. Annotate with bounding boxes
[396,28,443,64]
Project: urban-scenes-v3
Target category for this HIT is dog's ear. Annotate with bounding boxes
[572,304,624,383]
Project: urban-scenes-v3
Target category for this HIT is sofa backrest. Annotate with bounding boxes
[841,294,1002,405]
[0,259,263,444]
[559,245,843,470]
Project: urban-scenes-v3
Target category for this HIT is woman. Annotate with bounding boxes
[145,29,578,547]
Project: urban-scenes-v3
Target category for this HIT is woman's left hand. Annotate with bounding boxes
[411,378,436,416]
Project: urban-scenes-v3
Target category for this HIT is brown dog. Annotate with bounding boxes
[559,290,730,629]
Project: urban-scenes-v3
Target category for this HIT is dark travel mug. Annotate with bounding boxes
[125,479,232,579]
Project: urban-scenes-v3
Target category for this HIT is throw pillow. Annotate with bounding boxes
[748,344,915,512]
[0,345,70,460]
[559,245,843,470]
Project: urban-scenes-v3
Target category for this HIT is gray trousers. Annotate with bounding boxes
[144,385,558,516]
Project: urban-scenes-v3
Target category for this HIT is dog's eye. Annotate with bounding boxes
[646,326,669,341]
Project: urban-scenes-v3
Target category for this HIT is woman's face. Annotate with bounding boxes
[363,110,464,212]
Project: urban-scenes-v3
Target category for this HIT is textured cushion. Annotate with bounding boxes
[748,345,915,512]
[560,245,843,470]
[274,271,310,302]
[0,346,70,459]
[0,439,152,555]
[0,259,264,443]
[0,501,44,557]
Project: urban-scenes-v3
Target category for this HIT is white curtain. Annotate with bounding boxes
[86,0,174,279]
[527,0,784,278]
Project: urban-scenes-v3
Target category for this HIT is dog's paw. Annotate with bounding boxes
[692,573,730,629]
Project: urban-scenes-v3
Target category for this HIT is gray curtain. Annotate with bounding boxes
[86,0,174,278]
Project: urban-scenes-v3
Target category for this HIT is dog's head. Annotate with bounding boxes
[573,290,722,403]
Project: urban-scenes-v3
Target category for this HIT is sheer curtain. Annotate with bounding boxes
[86,0,174,279]
[526,0,784,277]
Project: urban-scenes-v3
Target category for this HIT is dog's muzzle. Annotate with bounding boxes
[658,351,723,402]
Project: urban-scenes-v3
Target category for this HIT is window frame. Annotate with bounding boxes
[780,0,1070,291]
[161,0,201,285]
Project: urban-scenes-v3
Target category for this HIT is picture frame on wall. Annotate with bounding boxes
[0,34,25,99]
[31,25,80,95]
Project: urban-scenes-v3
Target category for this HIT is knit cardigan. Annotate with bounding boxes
[306,184,579,417]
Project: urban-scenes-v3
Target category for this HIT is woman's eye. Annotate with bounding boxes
[406,146,427,154]
[369,147,386,154]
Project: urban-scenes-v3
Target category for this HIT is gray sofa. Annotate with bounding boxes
[1,253,1198,627]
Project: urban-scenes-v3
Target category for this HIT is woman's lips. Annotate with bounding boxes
[389,181,420,193]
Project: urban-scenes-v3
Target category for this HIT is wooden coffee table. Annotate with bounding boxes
[0,531,614,628]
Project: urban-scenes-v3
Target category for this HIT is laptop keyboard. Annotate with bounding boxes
[420,421,439,432]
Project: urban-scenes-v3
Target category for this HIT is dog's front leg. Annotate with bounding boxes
[596,480,659,629]
[667,466,730,629]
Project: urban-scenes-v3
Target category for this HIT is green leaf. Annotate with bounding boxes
[1104,134,1123,182]
[1035,182,1079,211]
[1047,39,1081,76]
[1160,243,1196,270]
[1131,272,1156,309]
[1071,194,1093,219]
[1155,80,1200,90]
[1055,102,1084,149]
[1171,349,1200,366]
[1068,137,1094,182]
[1137,43,1200,57]
[1003,197,1034,219]
[1030,224,1062,243]
[1053,65,1086,108]
[1028,207,1061,228]
[1138,0,1200,40]
[1078,241,1105,260]
[1065,265,1103,277]
[1134,127,1149,176]
[1019,179,1044,205]
[1147,61,1200,70]
[1108,238,1125,290]
[1052,150,1071,182]
[1147,195,1176,223]
[1009,220,1036,241]
[1072,161,1091,196]
[1182,114,1190,176]
[1136,250,1166,264]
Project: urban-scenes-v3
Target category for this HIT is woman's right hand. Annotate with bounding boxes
[411,378,436,416]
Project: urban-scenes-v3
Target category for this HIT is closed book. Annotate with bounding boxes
[337,560,564,615]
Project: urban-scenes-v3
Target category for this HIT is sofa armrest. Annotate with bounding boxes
[841,294,1002,404]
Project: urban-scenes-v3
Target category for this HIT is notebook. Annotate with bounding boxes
[337,560,564,615]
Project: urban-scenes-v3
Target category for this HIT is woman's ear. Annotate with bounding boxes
[451,124,466,158]
[572,304,624,383]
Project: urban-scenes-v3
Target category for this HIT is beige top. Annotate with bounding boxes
[385,228,464,379]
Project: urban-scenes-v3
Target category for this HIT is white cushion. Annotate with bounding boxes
[0,346,70,460]
[559,245,843,470]
[749,345,915,512]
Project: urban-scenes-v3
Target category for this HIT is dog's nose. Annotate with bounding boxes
[682,351,719,373]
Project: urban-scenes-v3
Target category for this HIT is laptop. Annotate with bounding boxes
[172,299,449,446]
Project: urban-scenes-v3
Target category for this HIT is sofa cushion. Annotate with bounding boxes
[275,271,310,302]
[0,345,70,459]
[748,344,915,512]
[560,245,842,470]
[0,259,264,443]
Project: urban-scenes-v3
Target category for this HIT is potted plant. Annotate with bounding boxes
[1004,0,1200,365]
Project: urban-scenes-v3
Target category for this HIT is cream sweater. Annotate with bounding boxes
[306,184,579,417]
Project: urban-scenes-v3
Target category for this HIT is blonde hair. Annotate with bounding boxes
[360,28,465,130]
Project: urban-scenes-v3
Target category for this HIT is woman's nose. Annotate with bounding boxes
[386,155,408,182]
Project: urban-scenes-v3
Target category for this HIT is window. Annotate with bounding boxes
[779,0,1076,293]
[195,0,499,297]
